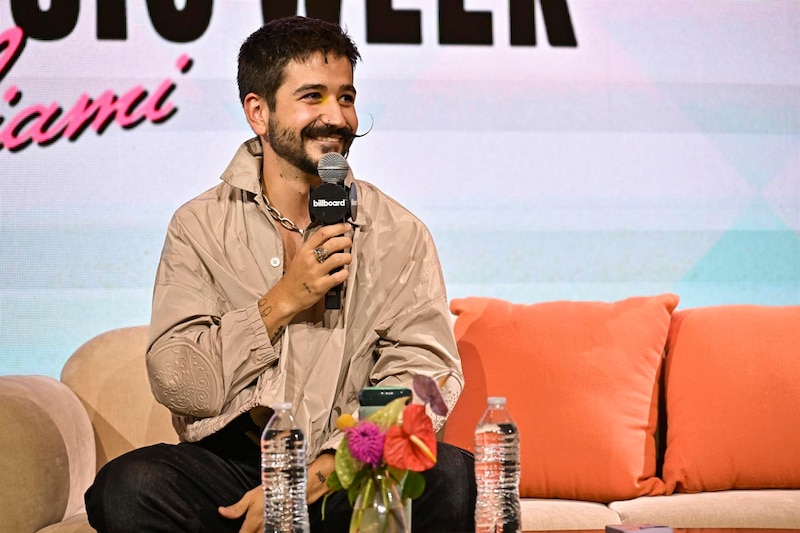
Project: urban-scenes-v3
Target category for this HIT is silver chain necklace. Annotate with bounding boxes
[263,194,305,235]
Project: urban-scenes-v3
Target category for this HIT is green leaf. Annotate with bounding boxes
[386,466,407,484]
[326,469,343,491]
[333,436,360,489]
[402,470,425,500]
[348,470,372,506]
[347,482,361,507]
[321,492,332,520]
[367,397,409,430]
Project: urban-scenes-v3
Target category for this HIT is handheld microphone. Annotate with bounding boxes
[310,153,358,309]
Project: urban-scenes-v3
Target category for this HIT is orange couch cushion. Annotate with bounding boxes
[662,305,800,493]
[447,294,678,503]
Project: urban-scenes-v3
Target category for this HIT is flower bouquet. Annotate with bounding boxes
[325,374,451,533]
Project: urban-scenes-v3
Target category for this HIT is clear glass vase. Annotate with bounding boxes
[349,472,410,533]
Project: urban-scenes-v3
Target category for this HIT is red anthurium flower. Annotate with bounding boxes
[383,404,438,472]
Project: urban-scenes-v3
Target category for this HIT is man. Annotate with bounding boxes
[85,16,475,533]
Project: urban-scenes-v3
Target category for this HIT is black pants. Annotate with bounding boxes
[85,414,476,532]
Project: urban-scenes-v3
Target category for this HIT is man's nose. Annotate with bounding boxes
[319,98,347,128]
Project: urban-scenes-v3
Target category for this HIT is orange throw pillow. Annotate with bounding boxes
[662,305,800,493]
[446,294,678,503]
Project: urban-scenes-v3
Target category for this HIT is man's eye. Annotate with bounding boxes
[339,94,355,105]
[303,92,322,101]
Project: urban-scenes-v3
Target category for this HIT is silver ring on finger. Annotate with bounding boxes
[313,247,329,264]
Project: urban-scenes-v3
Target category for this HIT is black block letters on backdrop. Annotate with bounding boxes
[1,0,576,152]
[10,0,212,42]
[8,0,577,47]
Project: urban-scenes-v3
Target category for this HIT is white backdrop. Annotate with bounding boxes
[1,1,798,377]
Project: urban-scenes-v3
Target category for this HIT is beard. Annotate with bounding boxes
[267,117,356,176]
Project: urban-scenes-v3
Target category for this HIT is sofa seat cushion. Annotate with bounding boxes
[521,498,622,530]
[609,490,800,528]
[37,512,94,533]
[447,294,679,503]
[662,305,800,493]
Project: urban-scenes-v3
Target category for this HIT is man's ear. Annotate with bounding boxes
[243,93,269,137]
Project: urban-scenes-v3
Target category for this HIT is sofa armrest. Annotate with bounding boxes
[60,326,178,473]
[0,375,95,533]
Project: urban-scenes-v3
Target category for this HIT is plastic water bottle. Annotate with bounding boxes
[474,396,521,533]
[261,402,310,533]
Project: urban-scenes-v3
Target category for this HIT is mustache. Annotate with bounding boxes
[302,121,356,143]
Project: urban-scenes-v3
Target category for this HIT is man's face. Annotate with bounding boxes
[267,53,358,175]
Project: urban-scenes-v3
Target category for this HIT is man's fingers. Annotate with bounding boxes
[218,486,260,521]
[239,507,264,533]
[321,251,352,271]
[218,502,244,519]
[311,222,351,248]
[318,235,353,255]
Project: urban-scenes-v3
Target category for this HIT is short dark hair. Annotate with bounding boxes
[237,16,361,110]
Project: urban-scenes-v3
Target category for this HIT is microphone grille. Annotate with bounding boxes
[317,153,349,183]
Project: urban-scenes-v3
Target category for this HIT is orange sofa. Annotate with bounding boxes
[444,294,800,530]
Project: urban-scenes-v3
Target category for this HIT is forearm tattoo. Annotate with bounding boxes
[269,325,285,345]
[260,297,285,344]
[258,297,272,318]
[315,470,326,484]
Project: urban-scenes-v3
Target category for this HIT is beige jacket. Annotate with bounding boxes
[146,138,463,460]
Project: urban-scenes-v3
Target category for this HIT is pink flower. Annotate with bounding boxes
[346,421,385,467]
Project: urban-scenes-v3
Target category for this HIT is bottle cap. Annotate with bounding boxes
[487,396,506,406]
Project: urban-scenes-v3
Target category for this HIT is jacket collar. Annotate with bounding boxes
[219,137,264,195]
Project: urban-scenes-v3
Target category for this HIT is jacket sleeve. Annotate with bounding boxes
[367,222,464,434]
[145,214,278,418]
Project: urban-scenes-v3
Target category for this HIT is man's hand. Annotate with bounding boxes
[218,486,263,533]
[281,222,352,309]
[307,452,336,504]
[258,222,353,336]
[217,452,334,531]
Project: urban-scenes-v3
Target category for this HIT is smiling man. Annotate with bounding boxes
[84,16,476,533]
